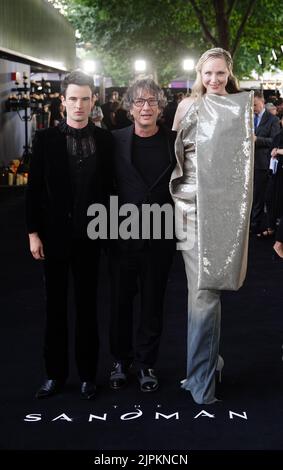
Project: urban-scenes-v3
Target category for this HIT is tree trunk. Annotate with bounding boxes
[213,0,230,50]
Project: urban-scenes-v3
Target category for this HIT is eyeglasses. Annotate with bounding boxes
[133,98,159,108]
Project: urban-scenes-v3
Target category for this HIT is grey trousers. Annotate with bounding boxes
[180,202,221,404]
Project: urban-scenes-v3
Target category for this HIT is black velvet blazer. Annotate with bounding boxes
[26,124,113,255]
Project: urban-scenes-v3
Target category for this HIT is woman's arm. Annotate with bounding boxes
[172,97,194,131]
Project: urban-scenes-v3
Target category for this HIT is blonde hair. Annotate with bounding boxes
[191,47,239,99]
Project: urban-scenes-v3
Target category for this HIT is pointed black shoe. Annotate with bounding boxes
[109,361,130,390]
[80,381,96,400]
[138,368,159,392]
[35,379,65,399]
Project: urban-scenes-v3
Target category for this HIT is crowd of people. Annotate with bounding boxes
[26,48,283,405]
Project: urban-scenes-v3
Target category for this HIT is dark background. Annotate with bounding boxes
[1,188,283,463]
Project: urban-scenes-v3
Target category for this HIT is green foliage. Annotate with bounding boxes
[52,0,283,84]
[233,0,283,76]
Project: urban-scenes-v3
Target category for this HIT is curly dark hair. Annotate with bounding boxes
[123,78,167,113]
[61,70,95,97]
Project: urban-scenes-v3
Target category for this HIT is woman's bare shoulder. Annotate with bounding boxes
[179,96,194,108]
[172,97,195,131]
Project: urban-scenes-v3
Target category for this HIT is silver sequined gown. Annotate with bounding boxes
[171,102,221,405]
[170,93,254,405]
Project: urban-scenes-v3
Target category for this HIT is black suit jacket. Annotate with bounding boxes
[255,110,280,169]
[111,124,177,250]
[26,124,113,256]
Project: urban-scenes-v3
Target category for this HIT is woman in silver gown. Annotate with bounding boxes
[170,48,254,405]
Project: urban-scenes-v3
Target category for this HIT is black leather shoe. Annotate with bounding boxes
[138,368,159,392]
[35,379,65,399]
[109,361,130,390]
[80,381,96,400]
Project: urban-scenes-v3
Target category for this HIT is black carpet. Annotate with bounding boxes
[1,188,283,462]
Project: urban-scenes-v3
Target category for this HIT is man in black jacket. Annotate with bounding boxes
[109,79,176,392]
[251,91,280,235]
[26,70,112,399]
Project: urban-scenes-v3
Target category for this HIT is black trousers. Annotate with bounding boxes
[43,239,100,381]
[251,169,269,232]
[109,242,175,369]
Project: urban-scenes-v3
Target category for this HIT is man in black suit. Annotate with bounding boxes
[251,91,280,235]
[101,90,120,129]
[109,79,176,392]
[26,71,112,399]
